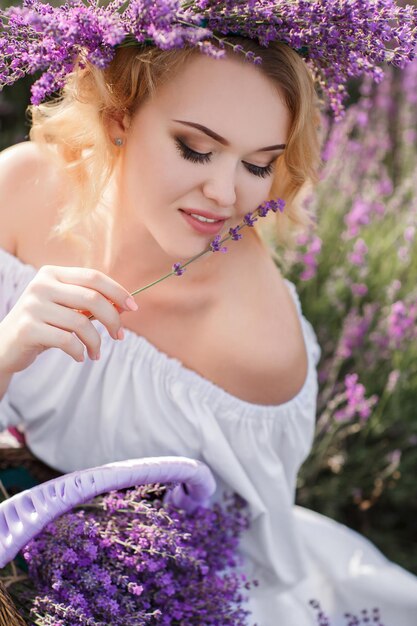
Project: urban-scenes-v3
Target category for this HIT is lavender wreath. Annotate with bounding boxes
[0,0,416,118]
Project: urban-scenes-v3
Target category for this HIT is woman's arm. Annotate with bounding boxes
[0,143,136,401]
[0,143,27,254]
[0,142,34,400]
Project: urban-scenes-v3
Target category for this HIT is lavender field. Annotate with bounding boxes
[286,62,417,573]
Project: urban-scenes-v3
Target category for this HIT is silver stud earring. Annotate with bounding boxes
[114,137,123,147]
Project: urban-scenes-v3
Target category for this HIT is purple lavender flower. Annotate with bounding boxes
[309,599,385,626]
[344,199,372,239]
[348,239,368,267]
[257,198,286,216]
[172,262,186,275]
[243,212,258,227]
[404,226,416,243]
[387,300,416,347]
[294,233,322,281]
[229,226,243,240]
[23,485,254,626]
[1,0,416,115]
[209,234,228,252]
[337,305,376,359]
[334,373,378,422]
[270,198,286,213]
[350,283,368,298]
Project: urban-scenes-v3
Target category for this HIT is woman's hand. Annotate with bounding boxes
[0,265,138,376]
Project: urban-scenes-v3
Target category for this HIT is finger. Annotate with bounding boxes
[42,303,102,359]
[31,281,124,340]
[81,302,125,321]
[39,266,138,313]
[34,323,87,363]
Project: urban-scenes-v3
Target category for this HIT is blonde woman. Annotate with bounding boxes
[1,2,417,622]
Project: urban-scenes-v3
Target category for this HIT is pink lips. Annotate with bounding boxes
[179,209,227,235]
[181,208,229,220]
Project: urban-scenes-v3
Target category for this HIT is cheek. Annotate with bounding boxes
[135,141,199,202]
[237,175,274,214]
[123,143,166,200]
[160,151,226,207]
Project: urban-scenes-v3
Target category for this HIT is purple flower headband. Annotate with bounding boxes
[0,0,416,118]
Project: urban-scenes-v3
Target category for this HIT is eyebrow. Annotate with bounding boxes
[172,119,286,152]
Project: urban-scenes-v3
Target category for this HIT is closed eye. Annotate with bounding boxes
[175,137,211,164]
[175,138,276,179]
[242,160,274,179]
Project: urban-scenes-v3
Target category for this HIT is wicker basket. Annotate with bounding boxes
[0,446,60,487]
[0,581,27,626]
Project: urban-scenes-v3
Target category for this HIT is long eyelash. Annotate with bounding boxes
[175,138,211,164]
[175,137,274,178]
[243,162,274,179]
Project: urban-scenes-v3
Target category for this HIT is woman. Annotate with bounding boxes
[0,15,417,626]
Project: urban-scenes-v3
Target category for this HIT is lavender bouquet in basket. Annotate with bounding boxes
[21,484,253,626]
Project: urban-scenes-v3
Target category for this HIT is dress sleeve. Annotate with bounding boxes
[0,248,37,430]
[0,248,36,321]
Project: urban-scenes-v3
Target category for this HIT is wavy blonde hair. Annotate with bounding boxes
[29,38,322,249]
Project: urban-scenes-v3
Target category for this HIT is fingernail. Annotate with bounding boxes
[125,296,138,311]
[117,328,125,341]
[95,351,101,360]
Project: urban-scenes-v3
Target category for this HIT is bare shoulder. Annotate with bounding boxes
[202,248,309,406]
[0,141,68,254]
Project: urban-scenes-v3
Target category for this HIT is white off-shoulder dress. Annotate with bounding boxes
[0,246,416,626]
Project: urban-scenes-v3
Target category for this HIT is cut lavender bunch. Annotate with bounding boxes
[23,485,254,626]
[0,0,416,117]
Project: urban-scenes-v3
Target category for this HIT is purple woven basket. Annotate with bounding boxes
[0,456,216,626]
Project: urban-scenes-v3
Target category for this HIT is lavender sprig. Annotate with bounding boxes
[86,198,282,319]
[0,0,416,117]
[126,198,284,302]
[86,200,283,322]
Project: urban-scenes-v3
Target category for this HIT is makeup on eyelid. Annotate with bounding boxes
[171,119,287,153]
[174,137,277,179]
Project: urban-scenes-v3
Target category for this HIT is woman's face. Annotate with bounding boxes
[114,52,290,262]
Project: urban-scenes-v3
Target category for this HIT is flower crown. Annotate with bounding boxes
[0,0,416,118]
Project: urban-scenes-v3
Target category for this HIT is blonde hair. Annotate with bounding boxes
[29,38,322,248]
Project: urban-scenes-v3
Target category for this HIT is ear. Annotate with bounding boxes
[105,111,131,143]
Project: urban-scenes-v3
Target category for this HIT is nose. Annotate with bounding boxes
[202,164,237,209]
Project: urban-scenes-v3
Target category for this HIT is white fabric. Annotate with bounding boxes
[1,246,416,625]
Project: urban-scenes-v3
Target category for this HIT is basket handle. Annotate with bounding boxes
[0,456,216,568]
